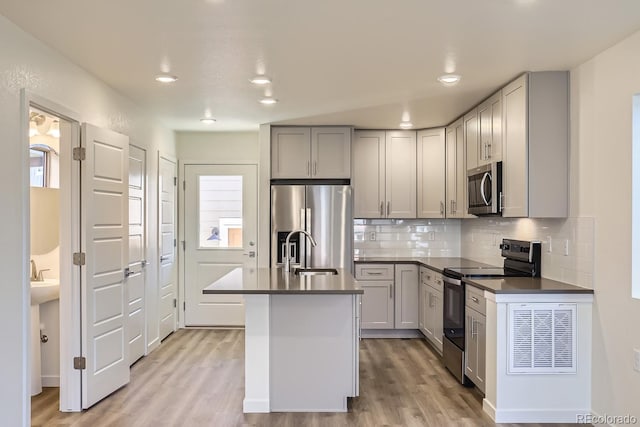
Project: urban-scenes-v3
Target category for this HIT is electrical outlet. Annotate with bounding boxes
[369,231,376,241]
[428,231,435,241]
[634,349,640,373]
[547,236,553,253]
[564,239,569,256]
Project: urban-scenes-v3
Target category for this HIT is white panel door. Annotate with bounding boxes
[128,145,146,365]
[352,131,385,218]
[184,164,258,326]
[417,128,446,218]
[159,156,177,340]
[81,123,129,409]
[385,131,417,218]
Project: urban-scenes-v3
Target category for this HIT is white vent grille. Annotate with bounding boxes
[508,304,576,374]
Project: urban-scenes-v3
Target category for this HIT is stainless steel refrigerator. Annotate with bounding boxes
[271,185,352,272]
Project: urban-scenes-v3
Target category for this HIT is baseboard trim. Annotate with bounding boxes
[482,398,496,420]
[41,375,60,388]
[491,408,592,423]
[243,398,270,413]
[361,329,422,339]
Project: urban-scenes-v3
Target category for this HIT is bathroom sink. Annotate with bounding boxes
[30,279,60,305]
[294,268,338,276]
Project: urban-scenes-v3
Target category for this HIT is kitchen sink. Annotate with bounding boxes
[294,268,338,276]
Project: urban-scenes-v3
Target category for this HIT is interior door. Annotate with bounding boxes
[184,164,258,326]
[159,156,177,340]
[128,145,146,365]
[81,123,130,408]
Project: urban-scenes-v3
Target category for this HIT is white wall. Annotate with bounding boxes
[568,30,640,420]
[176,131,259,163]
[0,15,175,426]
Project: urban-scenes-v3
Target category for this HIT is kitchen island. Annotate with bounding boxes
[203,267,363,413]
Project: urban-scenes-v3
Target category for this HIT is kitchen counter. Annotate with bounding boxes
[202,267,363,294]
[353,256,492,273]
[464,276,593,294]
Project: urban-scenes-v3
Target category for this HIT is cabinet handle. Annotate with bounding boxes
[429,293,434,308]
[450,200,454,214]
[387,201,391,216]
[380,201,384,216]
[499,191,504,212]
[366,272,383,276]
[390,285,393,299]
[453,200,457,214]
[313,161,317,176]
[307,161,310,176]
[486,142,491,159]
[471,296,479,303]
[440,201,444,217]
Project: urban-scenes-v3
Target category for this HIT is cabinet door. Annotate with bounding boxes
[311,127,351,179]
[271,127,311,178]
[465,311,477,380]
[475,312,486,393]
[394,264,418,329]
[478,91,502,165]
[432,288,444,353]
[360,281,394,329]
[454,122,466,218]
[417,128,446,218]
[502,74,528,217]
[445,119,466,218]
[419,283,430,337]
[445,124,458,218]
[352,131,385,218]
[424,287,436,339]
[464,109,479,171]
[385,131,417,218]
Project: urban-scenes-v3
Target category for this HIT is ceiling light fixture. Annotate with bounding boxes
[259,97,278,105]
[200,118,216,124]
[437,74,461,86]
[250,75,271,85]
[155,74,178,83]
[399,121,413,129]
[47,120,60,138]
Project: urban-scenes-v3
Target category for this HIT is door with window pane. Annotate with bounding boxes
[184,164,257,326]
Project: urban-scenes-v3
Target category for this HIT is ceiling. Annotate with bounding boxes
[2,0,640,131]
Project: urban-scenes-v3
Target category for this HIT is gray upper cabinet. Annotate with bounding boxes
[417,128,446,218]
[353,130,416,218]
[501,72,569,218]
[464,108,479,171]
[477,90,502,165]
[445,118,466,218]
[271,126,351,179]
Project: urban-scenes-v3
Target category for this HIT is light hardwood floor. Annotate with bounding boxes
[32,329,586,427]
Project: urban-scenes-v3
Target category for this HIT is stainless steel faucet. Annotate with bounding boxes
[284,230,317,272]
[30,259,38,281]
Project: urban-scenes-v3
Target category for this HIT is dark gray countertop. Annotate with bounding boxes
[353,257,493,273]
[202,267,363,295]
[464,276,594,294]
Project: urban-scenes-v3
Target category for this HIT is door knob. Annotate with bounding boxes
[244,251,256,258]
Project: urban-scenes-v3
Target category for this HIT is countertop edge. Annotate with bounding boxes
[203,289,364,295]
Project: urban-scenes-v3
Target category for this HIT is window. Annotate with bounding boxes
[29,144,58,188]
[198,175,243,248]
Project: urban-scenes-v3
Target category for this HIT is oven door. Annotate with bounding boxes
[443,276,465,350]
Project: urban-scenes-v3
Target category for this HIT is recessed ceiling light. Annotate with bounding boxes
[250,75,271,85]
[437,74,461,86]
[259,97,278,105]
[399,121,413,129]
[155,74,178,83]
[200,118,216,124]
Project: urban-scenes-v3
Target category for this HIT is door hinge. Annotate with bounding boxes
[183,301,186,311]
[73,252,86,266]
[183,181,186,190]
[173,298,177,308]
[174,238,177,248]
[73,357,86,370]
[72,147,86,161]
[182,240,185,250]
[174,177,177,186]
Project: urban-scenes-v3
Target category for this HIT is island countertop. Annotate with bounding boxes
[202,267,363,295]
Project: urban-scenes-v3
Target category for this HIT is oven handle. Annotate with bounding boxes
[443,276,462,287]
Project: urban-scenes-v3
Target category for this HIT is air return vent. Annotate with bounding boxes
[508,304,576,374]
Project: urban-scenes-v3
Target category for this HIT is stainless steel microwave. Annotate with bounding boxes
[467,162,502,215]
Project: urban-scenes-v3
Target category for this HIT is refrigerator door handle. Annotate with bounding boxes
[306,208,312,267]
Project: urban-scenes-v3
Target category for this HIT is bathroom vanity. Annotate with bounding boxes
[203,267,362,413]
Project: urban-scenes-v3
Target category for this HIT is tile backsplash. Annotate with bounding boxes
[353,216,595,288]
[354,219,461,258]
[461,217,595,289]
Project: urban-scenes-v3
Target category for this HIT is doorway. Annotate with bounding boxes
[183,164,258,326]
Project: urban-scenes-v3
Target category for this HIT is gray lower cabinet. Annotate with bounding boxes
[465,285,486,393]
[356,263,418,330]
[419,267,444,353]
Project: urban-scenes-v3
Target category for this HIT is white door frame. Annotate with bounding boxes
[21,90,83,413]
[177,160,259,328]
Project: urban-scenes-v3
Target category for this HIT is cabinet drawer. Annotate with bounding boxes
[420,267,435,286]
[465,285,486,316]
[355,264,394,280]
[431,274,444,293]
